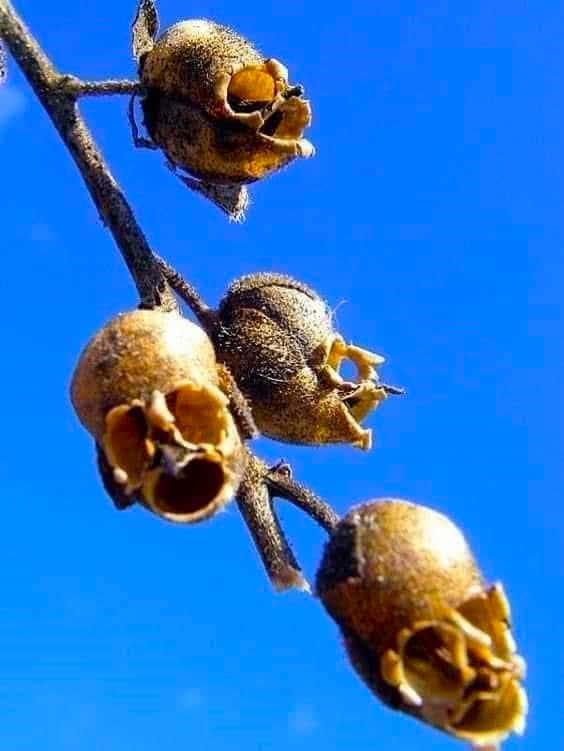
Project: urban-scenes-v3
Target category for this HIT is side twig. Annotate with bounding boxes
[58,75,144,98]
[0,0,174,310]
[155,255,217,332]
[266,465,340,533]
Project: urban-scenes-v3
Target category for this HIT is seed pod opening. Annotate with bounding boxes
[138,20,313,185]
[71,310,244,523]
[316,500,527,748]
[214,273,393,449]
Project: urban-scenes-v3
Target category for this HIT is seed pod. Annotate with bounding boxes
[71,309,244,523]
[316,500,527,748]
[213,273,391,449]
[138,19,313,185]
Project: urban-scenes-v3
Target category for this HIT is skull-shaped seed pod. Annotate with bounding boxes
[71,309,244,523]
[316,500,527,749]
[137,19,314,185]
[213,273,391,450]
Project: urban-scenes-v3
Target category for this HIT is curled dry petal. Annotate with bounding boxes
[316,500,527,748]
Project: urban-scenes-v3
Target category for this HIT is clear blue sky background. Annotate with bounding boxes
[0,1,561,749]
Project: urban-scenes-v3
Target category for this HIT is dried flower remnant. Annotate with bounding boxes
[71,309,244,522]
[316,500,526,749]
[131,3,313,218]
[213,273,398,449]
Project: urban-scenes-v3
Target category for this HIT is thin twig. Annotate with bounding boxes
[155,255,218,331]
[0,0,175,310]
[236,453,310,593]
[58,75,144,97]
[217,364,258,440]
[266,466,340,533]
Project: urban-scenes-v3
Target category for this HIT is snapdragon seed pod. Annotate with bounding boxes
[71,310,244,523]
[138,19,313,184]
[316,500,527,749]
[213,273,390,449]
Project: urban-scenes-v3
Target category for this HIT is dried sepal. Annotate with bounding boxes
[96,442,136,510]
[316,500,527,749]
[175,172,250,223]
[214,273,394,449]
[71,309,244,523]
[134,18,313,210]
[131,0,159,62]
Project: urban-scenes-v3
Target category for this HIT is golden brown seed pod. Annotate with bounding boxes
[138,20,313,185]
[71,310,244,523]
[316,500,527,749]
[213,273,391,449]
[142,95,312,186]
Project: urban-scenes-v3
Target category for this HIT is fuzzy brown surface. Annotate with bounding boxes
[316,500,483,657]
[140,20,263,115]
[71,310,218,440]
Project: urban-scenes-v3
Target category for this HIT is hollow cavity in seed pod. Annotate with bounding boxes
[166,383,231,447]
[101,381,239,521]
[143,457,227,517]
[227,67,277,111]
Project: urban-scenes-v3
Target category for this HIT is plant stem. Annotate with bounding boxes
[236,453,310,593]
[0,0,175,310]
[58,75,144,97]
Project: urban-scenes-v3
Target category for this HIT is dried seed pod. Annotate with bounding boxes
[316,500,527,749]
[71,310,244,523]
[137,19,313,185]
[213,273,391,449]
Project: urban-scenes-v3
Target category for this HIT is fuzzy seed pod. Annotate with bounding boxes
[138,19,313,185]
[316,500,527,748]
[213,273,391,449]
[71,310,244,523]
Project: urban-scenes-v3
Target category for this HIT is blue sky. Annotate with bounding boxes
[0,0,561,749]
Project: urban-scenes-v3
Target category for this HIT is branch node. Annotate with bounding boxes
[267,467,340,534]
[237,452,309,593]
